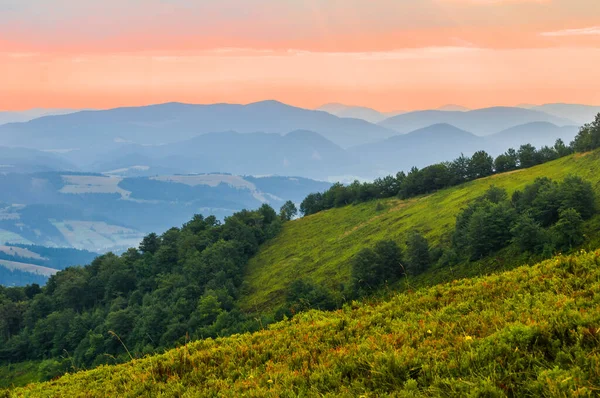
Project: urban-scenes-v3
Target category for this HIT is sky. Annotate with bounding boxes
[1,0,600,111]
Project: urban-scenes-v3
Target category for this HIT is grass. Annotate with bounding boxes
[240,150,600,312]
[0,362,44,390]
[7,249,600,397]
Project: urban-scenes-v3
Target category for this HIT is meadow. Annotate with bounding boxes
[241,150,600,312]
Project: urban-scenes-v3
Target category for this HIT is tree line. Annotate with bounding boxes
[301,114,600,216]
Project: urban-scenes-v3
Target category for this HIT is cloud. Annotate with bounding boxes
[541,26,600,37]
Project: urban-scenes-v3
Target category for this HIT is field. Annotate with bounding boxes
[8,249,600,396]
[240,150,600,312]
[59,175,131,198]
[0,260,57,277]
[51,221,144,252]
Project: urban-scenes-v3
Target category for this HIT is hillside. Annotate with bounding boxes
[8,249,600,396]
[240,150,600,312]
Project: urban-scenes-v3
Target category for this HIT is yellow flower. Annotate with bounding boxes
[427,330,433,335]
[268,379,273,384]
[464,335,473,342]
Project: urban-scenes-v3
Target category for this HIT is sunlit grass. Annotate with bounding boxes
[240,150,600,312]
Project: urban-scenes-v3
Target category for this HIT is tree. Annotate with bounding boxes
[571,113,600,152]
[552,208,585,250]
[279,200,298,222]
[511,214,553,254]
[405,232,430,275]
[373,240,403,280]
[139,233,161,255]
[466,202,517,259]
[300,193,323,216]
[351,248,380,295]
[494,149,518,173]
[468,150,494,179]
[554,139,572,157]
[559,175,596,220]
[351,240,403,296]
[517,144,540,168]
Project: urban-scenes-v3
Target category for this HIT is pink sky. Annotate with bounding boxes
[1,0,599,111]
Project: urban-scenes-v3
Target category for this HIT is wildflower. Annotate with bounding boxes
[268,379,273,384]
[427,330,433,335]
[464,335,473,342]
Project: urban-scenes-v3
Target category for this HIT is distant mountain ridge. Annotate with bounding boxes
[351,122,579,174]
[0,108,81,126]
[0,100,395,151]
[379,106,575,135]
[317,103,405,123]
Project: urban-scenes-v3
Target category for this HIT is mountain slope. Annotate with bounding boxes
[240,150,600,312]
[0,109,79,126]
[0,101,395,151]
[379,106,575,135]
[10,249,600,396]
[488,121,579,149]
[88,130,362,180]
[0,147,76,173]
[350,123,483,173]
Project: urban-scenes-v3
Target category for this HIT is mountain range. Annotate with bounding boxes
[351,122,579,174]
[0,100,588,180]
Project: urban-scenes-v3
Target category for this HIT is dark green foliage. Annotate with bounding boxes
[279,200,298,221]
[405,231,431,275]
[0,205,281,371]
[468,150,494,179]
[571,113,600,152]
[454,177,597,260]
[466,201,517,259]
[284,279,336,314]
[517,144,540,168]
[351,240,403,296]
[511,215,553,254]
[494,148,518,173]
[553,208,585,250]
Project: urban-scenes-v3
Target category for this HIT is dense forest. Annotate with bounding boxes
[0,204,283,378]
[300,113,600,216]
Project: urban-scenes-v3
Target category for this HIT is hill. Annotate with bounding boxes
[0,109,79,126]
[349,124,483,172]
[349,122,578,175]
[240,149,600,312]
[8,248,600,396]
[0,101,395,153]
[88,130,361,180]
[487,122,579,150]
[0,147,76,174]
[379,107,575,135]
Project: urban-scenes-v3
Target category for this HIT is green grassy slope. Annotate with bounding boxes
[8,250,600,397]
[240,151,600,312]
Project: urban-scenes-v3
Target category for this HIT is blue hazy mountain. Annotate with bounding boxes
[379,106,575,135]
[0,101,395,151]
